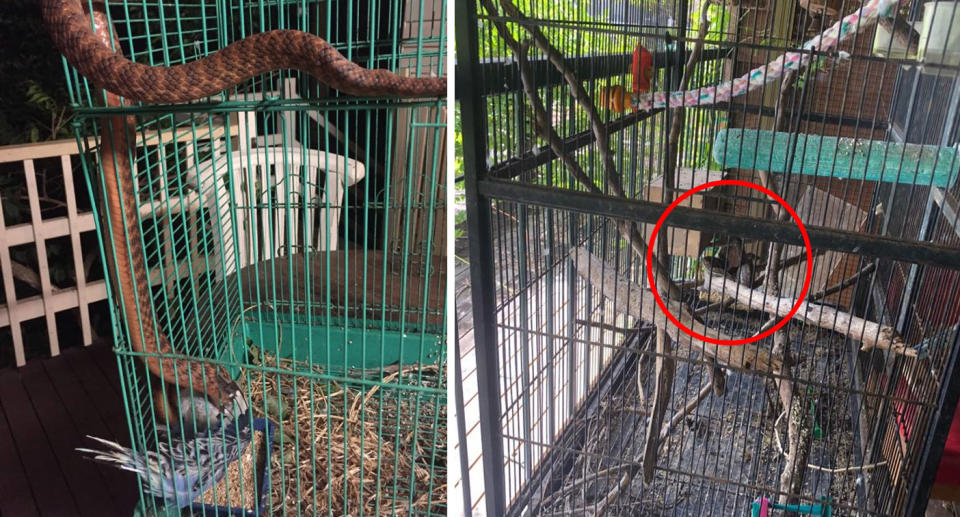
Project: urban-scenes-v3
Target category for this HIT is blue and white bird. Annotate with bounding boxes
[915,323,960,360]
[77,389,252,509]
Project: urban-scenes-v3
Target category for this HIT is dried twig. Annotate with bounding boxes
[773,410,888,474]
[10,259,42,290]
[589,379,713,512]
[658,380,714,444]
[808,262,876,303]
[542,464,630,507]
[642,330,675,483]
[753,245,827,285]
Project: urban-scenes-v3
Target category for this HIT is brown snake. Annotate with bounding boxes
[43,0,446,414]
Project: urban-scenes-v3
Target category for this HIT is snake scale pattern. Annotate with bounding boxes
[43,0,446,413]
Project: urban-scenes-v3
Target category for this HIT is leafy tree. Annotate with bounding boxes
[454,0,733,227]
[0,0,74,144]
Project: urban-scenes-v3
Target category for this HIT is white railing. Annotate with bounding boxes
[0,126,229,365]
[0,91,365,367]
[0,138,107,366]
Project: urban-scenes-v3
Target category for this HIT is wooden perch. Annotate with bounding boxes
[778,392,813,506]
[643,330,675,483]
[753,249,826,286]
[658,380,714,444]
[764,63,815,508]
[710,361,726,396]
[641,0,712,487]
[703,274,916,357]
[571,247,782,372]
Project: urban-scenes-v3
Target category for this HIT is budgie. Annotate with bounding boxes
[78,389,253,509]
[915,323,960,360]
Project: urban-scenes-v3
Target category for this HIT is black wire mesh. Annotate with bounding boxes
[457,0,960,515]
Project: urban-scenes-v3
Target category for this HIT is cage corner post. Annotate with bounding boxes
[455,0,507,515]
[906,326,960,516]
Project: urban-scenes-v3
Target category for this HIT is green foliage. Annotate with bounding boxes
[0,173,24,224]
[463,2,735,194]
[689,2,732,48]
[796,56,828,90]
[454,105,464,180]
[477,0,627,61]
[0,0,74,145]
[453,105,468,240]
[23,79,60,115]
[472,1,636,189]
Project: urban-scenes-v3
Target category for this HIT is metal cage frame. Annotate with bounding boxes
[455,0,960,515]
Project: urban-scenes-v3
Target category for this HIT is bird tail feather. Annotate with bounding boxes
[77,436,144,470]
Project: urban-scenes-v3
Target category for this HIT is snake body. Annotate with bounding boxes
[43,0,446,413]
[43,0,445,103]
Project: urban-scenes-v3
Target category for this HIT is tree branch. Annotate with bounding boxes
[483,0,771,373]
[493,0,682,302]
[763,67,807,509]
[808,262,876,303]
[753,248,827,285]
[642,0,712,490]
[10,259,42,291]
[694,296,735,316]
[643,330,675,482]
[702,274,916,356]
[658,380,713,444]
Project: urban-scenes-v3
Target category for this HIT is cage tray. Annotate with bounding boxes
[228,316,443,375]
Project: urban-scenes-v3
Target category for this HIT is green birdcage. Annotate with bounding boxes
[53,0,446,515]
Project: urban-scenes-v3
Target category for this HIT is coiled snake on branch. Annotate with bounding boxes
[43,0,446,414]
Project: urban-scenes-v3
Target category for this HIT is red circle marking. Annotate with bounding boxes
[645,179,813,346]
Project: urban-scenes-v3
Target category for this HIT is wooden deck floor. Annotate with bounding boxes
[0,344,139,517]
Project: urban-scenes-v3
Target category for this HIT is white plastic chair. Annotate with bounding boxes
[190,143,365,279]
[182,79,365,278]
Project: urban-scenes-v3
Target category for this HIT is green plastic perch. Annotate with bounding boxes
[713,129,960,188]
[751,496,833,517]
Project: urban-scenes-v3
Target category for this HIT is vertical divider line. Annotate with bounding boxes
[455,0,508,513]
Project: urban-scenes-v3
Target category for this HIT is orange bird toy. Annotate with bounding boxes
[598,44,653,114]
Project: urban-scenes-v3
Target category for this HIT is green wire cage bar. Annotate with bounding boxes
[58,1,447,515]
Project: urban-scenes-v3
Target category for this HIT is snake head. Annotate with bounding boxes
[214,370,249,419]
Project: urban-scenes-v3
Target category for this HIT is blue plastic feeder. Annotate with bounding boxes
[188,417,278,517]
[713,129,960,188]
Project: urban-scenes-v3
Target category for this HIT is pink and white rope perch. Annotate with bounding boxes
[630,0,899,111]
